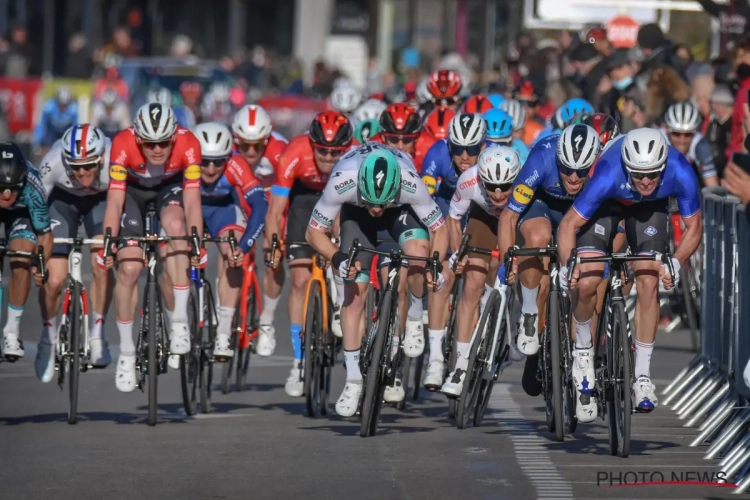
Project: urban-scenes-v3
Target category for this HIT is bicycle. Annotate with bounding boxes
[440,271,465,418]
[102,202,200,426]
[569,248,676,457]
[450,235,514,429]
[181,228,237,415]
[668,211,700,350]
[52,237,103,424]
[344,238,440,437]
[270,235,337,418]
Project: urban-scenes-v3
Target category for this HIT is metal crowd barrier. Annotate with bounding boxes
[661,187,750,494]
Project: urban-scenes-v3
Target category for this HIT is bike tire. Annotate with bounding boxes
[147,283,159,426]
[221,356,232,394]
[679,265,700,352]
[67,282,83,425]
[445,275,463,418]
[412,350,424,401]
[549,291,565,442]
[236,285,257,392]
[179,285,201,416]
[360,289,393,438]
[613,300,632,458]
[304,281,322,418]
[396,353,411,411]
[200,283,216,414]
[473,290,506,427]
[561,297,578,436]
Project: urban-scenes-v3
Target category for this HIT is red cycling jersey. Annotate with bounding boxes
[271,134,331,196]
[109,126,202,191]
[242,131,288,191]
[369,133,432,173]
[225,154,264,214]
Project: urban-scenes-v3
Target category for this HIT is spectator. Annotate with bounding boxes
[695,0,749,55]
[600,49,637,124]
[0,23,39,77]
[673,44,694,75]
[169,35,193,58]
[586,26,612,58]
[636,23,687,81]
[705,85,735,178]
[101,27,140,59]
[722,103,750,223]
[729,37,750,158]
[281,59,304,95]
[564,42,601,103]
[691,73,714,130]
[65,33,94,79]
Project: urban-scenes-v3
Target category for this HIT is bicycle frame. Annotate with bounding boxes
[301,252,330,336]
[237,251,262,349]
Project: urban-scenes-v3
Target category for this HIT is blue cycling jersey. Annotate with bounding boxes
[421,139,461,200]
[34,100,78,147]
[486,138,529,164]
[572,136,702,221]
[173,106,196,129]
[532,125,560,147]
[200,174,236,203]
[506,134,574,215]
[13,165,51,233]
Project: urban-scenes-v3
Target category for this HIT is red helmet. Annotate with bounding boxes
[380,103,421,135]
[461,95,494,114]
[513,80,539,103]
[309,111,352,147]
[423,107,456,140]
[582,113,619,146]
[180,81,202,100]
[426,70,462,100]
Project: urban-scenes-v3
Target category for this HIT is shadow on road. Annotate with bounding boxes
[0,411,190,425]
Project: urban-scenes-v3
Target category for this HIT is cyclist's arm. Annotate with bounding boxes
[266,149,297,246]
[407,177,448,259]
[305,181,344,262]
[447,171,472,249]
[104,164,128,238]
[420,141,445,195]
[695,138,719,187]
[500,159,545,258]
[24,168,53,263]
[33,105,51,147]
[673,156,704,264]
[238,186,268,253]
[37,146,59,197]
[182,165,204,241]
[498,208,520,259]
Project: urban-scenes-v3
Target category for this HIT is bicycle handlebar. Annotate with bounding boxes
[0,244,46,283]
[102,227,202,260]
[53,238,104,246]
[345,238,442,291]
[568,248,676,285]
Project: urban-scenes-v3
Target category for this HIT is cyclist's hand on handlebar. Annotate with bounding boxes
[337,258,361,281]
[659,257,681,291]
[264,247,283,270]
[191,248,207,269]
[96,248,115,270]
[31,265,47,286]
[425,269,445,291]
[222,243,243,267]
[448,251,468,274]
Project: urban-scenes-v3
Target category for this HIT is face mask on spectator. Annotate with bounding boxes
[613,76,633,90]
[736,63,750,80]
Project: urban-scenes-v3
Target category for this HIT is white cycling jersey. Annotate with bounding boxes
[449,166,505,219]
[659,128,703,163]
[38,138,112,197]
[309,142,445,232]
[89,101,131,137]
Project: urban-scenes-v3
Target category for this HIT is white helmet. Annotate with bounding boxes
[333,77,353,89]
[194,122,233,159]
[621,127,669,172]
[134,103,177,142]
[330,86,362,114]
[664,102,701,133]
[416,78,432,105]
[101,89,119,107]
[477,146,521,186]
[210,82,230,102]
[61,124,106,163]
[448,113,487,146]
[232,104,273,141]
[500,99,527,131]
[56,86,73,105]
[354,99,388,122]
[147,88,172,107]
[557,124,601,170]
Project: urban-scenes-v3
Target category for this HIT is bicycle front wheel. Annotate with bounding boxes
[613,300,632,457]
[179,285,201,416]
[445,275,464,418]
[474,290,507,427]
[236,282,257,392]
[304,281,323,418]
[548,291,565,442]
[67,282,83,425]
[360,289,393,438]
[147,282,159,426]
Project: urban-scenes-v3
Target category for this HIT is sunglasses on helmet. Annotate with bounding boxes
[383,133,417,145]
[449,143,483,157]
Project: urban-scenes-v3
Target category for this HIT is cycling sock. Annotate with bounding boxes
[116,318,135,356]
[172,284,190,322]
[260,294,279,325]
[90,312,105,340]
[344,349,362,382]
[41,317,59,344]
[3,304,23,335]
[290,324,302,361]
[455,341,470,371]
[165,309,174,324]
[574,316,593,349]
[521,285,539,315]
[408,292,424,320]
[334,274,345,308]
[634,340,654,379]
[428,328,446,362]
[218,306,235,336]
[391,338,400,360]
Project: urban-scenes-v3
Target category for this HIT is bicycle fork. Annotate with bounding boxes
[60,249,91,366]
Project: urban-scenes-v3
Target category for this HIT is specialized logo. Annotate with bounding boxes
[2,151,13,159]
[574,134,583,150]
[184,164,201,180]
[150,104,160,121]
[375,170,385,188]
[49,219,61,230]
[461,115,470,128]
[512,184,533,205]
[109,165,128,181]
[644,225,657,236]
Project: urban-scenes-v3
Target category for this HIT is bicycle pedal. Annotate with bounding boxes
[3,355,20,363]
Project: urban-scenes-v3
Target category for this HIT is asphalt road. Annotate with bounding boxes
[0,251,737,500]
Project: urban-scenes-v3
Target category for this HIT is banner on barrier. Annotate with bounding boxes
[0,78,43,135]
[256,95,328,139]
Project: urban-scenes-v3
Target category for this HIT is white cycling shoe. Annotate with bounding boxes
[255,325,276,357]
[572,346,595,394]
[633,376,659,412]
[168,355,180,370]
[516,313,539,355]
[285,364,304,397]
[35,341,55,383]
[336,381,363,417]
[384,376,405,403]
[213,333,234,359]
[576,391,598,423]
[3,332,24,360]
[423,360,445,390]
[331,305,343,338]
[115,354,137,393]
[403,318,424,358]
[441,368,466,398]
[89,338,111,368]
[169,320,191,355]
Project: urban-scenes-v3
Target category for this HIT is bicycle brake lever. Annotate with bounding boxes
[345,239,360,278]
[102,228,112,259]
[36,246,47,284]
[228,230,237,265]
[190,226,201,260]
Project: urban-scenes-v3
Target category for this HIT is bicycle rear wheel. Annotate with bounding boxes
[445,275,464,418]
[67,282,83,425]
[548,291,565,442]
[560,297,577,436]
[474,290,507,427]
[360,289,393,438]
[679,265,700,351]
[236,283,257,392]
[304,281,323,417]
[179,285,201,416]
[200,284,216,414]
[146,282,159,426]
[396,352,411,411]
[613,300,632,457]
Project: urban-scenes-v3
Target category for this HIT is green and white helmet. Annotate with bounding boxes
[358,149,401,205]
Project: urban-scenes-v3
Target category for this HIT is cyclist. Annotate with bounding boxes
[329,86,362,126]
[90,90,131,139]
[533,98,594,145]
[497,124,601,416]
[663,102,719,187]
[262,111,355,397]
[580,113,620,152]
[180,81,204,124]
[500,99,529,145]
[200,82,235,127]
[231,104,289,192]
[419,69,463,118]
[369,103,428,171]
[487,94,506,108]
[422,107,456,143]
[441,146,521,395]
[354,118,381,143]
[100,102,204,393]
[148,88,196,129]
[0,142,53,360]
[513,80,545,146]
[194,122,268,359]
[305,144,448,415]
[462,94,494,115]
[34,87,78,155]
[35,124,113,381]
[558,128,702,414]
[353,99,387,125]
[484,108,530,164]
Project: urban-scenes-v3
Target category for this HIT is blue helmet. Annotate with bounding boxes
[487,93,506,108]
[483,109,514,141]
[556,98,594,128]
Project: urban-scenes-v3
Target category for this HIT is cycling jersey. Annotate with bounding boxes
[200,153,267,252]
[108,126,202,191]
[241,131,288,190]
[90,101,131,139]
[506,134,574,215]
[310,142,445,232]
[9,165,51,234]
[38,137,112,197]
[270,135,334,197]
[660,129,717,181]
[449,166,505,219]
[172,106,197,129]
[421,139,461,198]
[521,120,544,147]
[487,138,529,164]
[572,136,701,221]
[34,99,79,148]
[532,125,560,146]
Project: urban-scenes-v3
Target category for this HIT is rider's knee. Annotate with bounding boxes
[290,268,310,291]
[44,269,66,293]
[525,229,550,249]
[91,260,110,281]
[577,275,602,301]
[117,260,143,284]
[635,273,659,299]
[162,215,186,238]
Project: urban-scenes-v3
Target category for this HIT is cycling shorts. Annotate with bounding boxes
[464,203,499,265]
[0,208,36,243]
[117,176,184,249]
[203,203,247,239]
[48,189,107,255]
[285,182,322,262]
[517,197,571,231]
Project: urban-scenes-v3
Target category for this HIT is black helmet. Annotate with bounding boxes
[0,142,28,190]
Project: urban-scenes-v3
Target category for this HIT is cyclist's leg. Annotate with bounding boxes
[259,207,286,340]
[2,210,37,359]
[426,194,454,356]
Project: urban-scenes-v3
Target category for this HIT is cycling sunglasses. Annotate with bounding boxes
[237,139,267,153]
[629,169,663,181]
[484,181,514,192]
[0,184,23,194]
[314,146,347,157]
[140,139,173,150]
[449,143,483,157]
[68,160,100,172]
[559,165,592,178]
[383,133,417,145]
[435,96,461,106]
[201,158,228,168]
[669,131,694,139]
